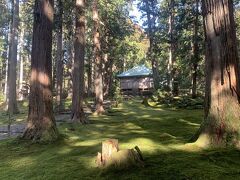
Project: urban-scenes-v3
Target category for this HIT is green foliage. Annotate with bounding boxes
[136,0,205,92]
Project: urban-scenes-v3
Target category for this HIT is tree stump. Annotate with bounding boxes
[97,139,119,166]
[96,139,144,169]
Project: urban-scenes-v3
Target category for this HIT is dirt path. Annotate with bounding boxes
[0,124,26,140]
[0,114,71,141]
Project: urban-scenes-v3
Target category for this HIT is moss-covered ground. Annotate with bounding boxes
[0,99,240,179]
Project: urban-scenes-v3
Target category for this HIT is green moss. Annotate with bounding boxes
[0,99,240,179]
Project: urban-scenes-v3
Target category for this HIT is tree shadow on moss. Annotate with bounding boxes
[0,99,239,179]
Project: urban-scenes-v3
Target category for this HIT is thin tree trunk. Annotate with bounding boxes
[87,57,93,97]
[103,53,109,97]
[19,26,24,101]
[108,59,114,96]
[71,0,88,123]
[191,0,200,99]
[56,0,64,112]
[66,39,74,93]
[22,0,58,142]
[7,0,19,114]
[93,0,104,115]
[195,0,240,148]
[168,0,178,96]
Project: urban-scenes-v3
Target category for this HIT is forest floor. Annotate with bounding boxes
[0,99,240,179]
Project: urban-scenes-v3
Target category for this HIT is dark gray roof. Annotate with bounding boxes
[117,65,152,78]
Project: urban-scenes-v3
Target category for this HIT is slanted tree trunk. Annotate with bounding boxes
[195,0,240,148]
[22,0,58,142]
[145,0,160,90]
[71,0,88,123]
[191,0,200,99]
[56,0,64,112]
[93,0,105,115]
[7,0,19,114]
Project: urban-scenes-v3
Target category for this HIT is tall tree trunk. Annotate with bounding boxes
[71,0,88,123]
[1,20,9,95]
[66,39,74,93]
[7,0,19,114]
[56,0,64,112]
[4,23,11,101]
[93,0,105,115]
[108,59,114,97]
[19,26,24,101]
[22,0,58,142]
[168,0,178,96]
[195,0,240,148]
[191,0,200,99]
[103,57,114,98]
[145,0,160,90]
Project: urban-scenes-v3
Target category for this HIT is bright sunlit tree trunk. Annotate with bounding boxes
[195,0,240,148]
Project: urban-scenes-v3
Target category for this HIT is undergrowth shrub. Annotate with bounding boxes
[151,90,204,109]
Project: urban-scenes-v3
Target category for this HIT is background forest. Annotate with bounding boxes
[1,0,240,179]
[0,0,240,112]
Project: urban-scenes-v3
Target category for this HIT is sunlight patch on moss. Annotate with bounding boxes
[121,138,166,153]
[74,140,99,147]
[178,119,200,127]
[57,147,72,154]
[8,156,35,169]
[167,143,202,152]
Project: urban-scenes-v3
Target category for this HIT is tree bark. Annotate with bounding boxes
[56,0,64,112]
[96,139,144,169]
[22,0,58,142]
[145,0,160,90]
[195,0,240,148]
[101,139,119,165]
[191,0,200,99]
[19,26,24,101]
[167,0,178,96]
[71,0,88,123]
[87,57,93,97]
[93,0,105,115]
[7,0,19,114]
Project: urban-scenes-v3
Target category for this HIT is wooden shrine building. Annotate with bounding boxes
[117,65,154,95]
